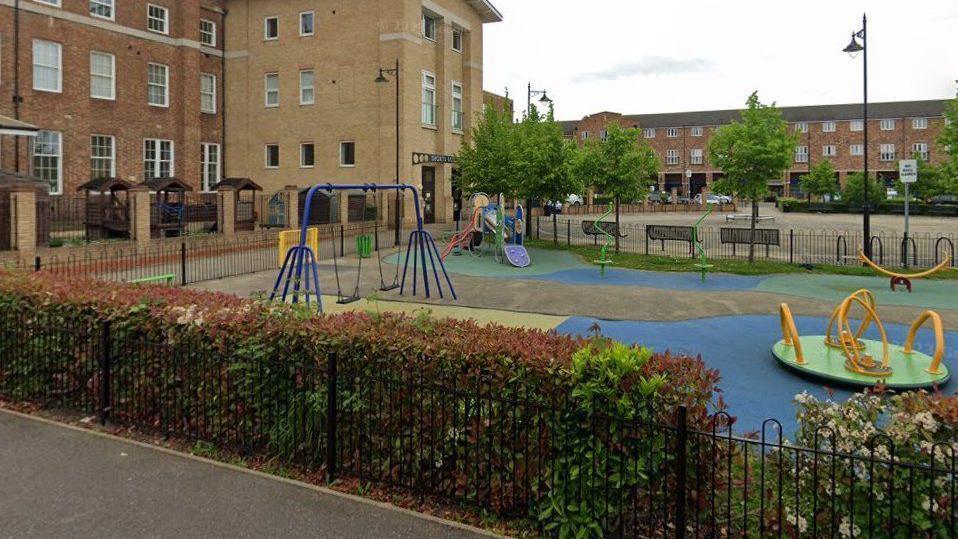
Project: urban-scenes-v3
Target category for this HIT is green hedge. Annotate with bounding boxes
[781,198,958,216]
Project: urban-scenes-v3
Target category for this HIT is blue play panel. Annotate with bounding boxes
[556,314,957,435]
[525,267,765,291]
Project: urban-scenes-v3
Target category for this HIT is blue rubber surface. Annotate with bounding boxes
[556,314,958,435]
[524,268,767,291]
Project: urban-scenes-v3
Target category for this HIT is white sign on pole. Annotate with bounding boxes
[899,159,918,184]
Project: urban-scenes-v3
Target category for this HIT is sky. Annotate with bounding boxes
[482,0,958,121]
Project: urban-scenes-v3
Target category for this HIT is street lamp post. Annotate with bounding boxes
[375,59,402,246]
[527,83,553,237]
[843,14,871,258]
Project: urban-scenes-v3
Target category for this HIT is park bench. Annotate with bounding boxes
[581,220,628,238]
[646,225,694,255]
[720,227,780,257]
[725,214,775,223]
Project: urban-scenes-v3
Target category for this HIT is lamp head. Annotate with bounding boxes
[843,33,864,57]
[374,70,389,84]
[539,92,552,104]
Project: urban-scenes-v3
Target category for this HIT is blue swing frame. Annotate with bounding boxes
[270,183,457,313]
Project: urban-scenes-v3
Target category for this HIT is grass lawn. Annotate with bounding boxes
[525,239,958,279]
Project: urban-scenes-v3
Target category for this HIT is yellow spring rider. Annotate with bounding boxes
[775,290,950,389]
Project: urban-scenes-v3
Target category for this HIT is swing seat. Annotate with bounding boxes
[337,295,362,305]
[379,283,400,292]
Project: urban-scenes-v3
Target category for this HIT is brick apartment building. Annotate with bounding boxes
[561,100,950,198]
[0,0,501,224]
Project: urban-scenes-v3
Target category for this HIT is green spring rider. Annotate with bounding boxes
[593,203,615,276]
[692,204,713,282]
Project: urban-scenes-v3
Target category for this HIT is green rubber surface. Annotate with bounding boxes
[387,247,587,278]
[772,336,950,389]
[756,273,958,311]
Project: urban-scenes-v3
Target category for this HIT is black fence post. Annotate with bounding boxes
[674,405,689,539]
[339,225,345,257]
[98,321,112,426]
[536,216,540,240]
[645,225,649,256]
[325,353,338,483]
[566,220,571,247]
[180,243,187,286]
[374,224,380,252]
[34,256,41,272]
[789,229,794,265]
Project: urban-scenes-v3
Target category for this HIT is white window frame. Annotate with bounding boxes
[199,19,217,47]
[32,39,62,93]
[201,142,221,192]
[143,138,174,180]
[147,4,169,35]
[850,144,864,156]
[264,16,279,40]
[643,128,655,139]
[850,119,864,131]
[34,130,63,195]
[666,149,679,165]
[90,0,115,20]
[690,149,703,165]
[580,131,589,140]
[264,144,280,169]
[666,127,679,138]
[794,146,809,163]
[451,26,463,52]
[90,134,116,179]
[822,144,837,158]
[299,11,315,37]
[822,121,836,133]
[912,142,928,161]
[264,72,279,108]
[451,81,463,132]
[147,63,169,107]
[299,142,315,168]
[422,12,438,41]
[421,71,436,126]
[339,141,356,167]
[879,143,896,161]
[299,70,314,105]
[34,0,61,6]
[795,122,808,133]
[200,72,216,114]
[880,119,895,131]
[89,50,115,100]
[912,117,928,130]
[690,126,703,137]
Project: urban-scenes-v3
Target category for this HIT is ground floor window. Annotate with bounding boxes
[90,135,115,179]
[34,130,63,194]
[144,138,174,180]
[201,143,220,192]
[339,141,355,167]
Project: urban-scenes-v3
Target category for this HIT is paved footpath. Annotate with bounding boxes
[0,411,496,539]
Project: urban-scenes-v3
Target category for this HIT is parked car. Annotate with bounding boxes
[566,194,584,207]
[693,193,724,205]
[929,195,957,205]
[675,196,692,205]
[647,192,670,204]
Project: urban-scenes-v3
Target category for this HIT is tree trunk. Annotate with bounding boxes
[525,197,533,237]
[614,196,621,253]
[748,197,759,262]
[552,210,558,247]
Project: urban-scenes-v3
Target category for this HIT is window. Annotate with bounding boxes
[666,149,679,165]
[666,127,679,138]
[201,143,220,191]
[421,71,436,126]
[90,0,114,20]
[850,119,864,131]
[143,139,174,180]
[643,128,655,139]
[912,117,928,130]
[264,73,279,107]
[795,122,808,133]
[200,73,216,113]
[90,51,115,100]
[580,131,589,140]
[690,126,703,137]
[451,82,463,132]
[822,144,837,157]
[912,143,929,160]
[147,63,169,107]
[879,143,895,161]
[822,121,836,133]
[599,130,608,140]
[300,143,315,168]
[32,39,62,93]
[34,131,62,195]
[299,70,314,105]
[147,4,169,35]
[264,16,279,40]
[452,27,463,52]
[300,11,314,36]
[90,135,115,179]
[34,0,61,5]
[690,149,703,165]
[880,119,895,131]
[339,141,356,167]
[794,146,808,163]
[422,12,438,41]
[850,144,864,156]
[199,20,216,47]
[265,144,280,168]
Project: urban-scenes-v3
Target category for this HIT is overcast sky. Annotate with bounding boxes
[482,0,958,121]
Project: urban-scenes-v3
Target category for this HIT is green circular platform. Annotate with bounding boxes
[772,337,950,390]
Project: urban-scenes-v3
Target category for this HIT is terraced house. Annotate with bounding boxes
[562,99,950,199]
[0,0,501,224]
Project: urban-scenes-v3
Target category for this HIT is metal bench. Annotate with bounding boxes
[581,220,628,238]
[646,225,694,255]
[720,227,780,257]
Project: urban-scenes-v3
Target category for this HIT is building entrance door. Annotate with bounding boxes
[422,166,436,224]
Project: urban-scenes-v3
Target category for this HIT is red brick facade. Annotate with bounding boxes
[0,0,225,194]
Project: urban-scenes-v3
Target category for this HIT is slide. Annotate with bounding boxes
[441,208,482,260]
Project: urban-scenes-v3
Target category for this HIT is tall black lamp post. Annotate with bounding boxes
[375,60,402,246]
[843,14,871,258]
[527,83,552,236]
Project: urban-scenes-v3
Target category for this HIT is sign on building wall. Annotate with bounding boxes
[412,153,457,165]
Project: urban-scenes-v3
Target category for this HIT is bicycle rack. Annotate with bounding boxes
[935,237,956,268]
[835,235,848,264]
[900,236,918,268]
[869,236,884,266]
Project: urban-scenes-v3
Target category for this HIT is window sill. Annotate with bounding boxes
[339,164,356,168]
[421,123,438,131]
[149,103,170,109]
[422,35,437,43]
[451,129,464,136]
[300,166,315,169]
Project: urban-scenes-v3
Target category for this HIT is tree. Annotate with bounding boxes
[894,157,943,201]
[842,172,886,206]
[708,92,797,261]
[936,95,958,195]
[572,123,659,251]
[455,104,521,200]
[799,160,839,202]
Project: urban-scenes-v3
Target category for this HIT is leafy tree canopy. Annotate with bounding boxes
[573,123,659,203]
[799,160,839,200]
[843,172,886,206]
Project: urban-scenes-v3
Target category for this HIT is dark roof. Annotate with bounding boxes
[564,99,950,130]
[77,177,133,193]
[138,177,193,192]
[558,120,578,137]
[215,177,263,191]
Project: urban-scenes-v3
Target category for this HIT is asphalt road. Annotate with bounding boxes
[0,411,494,539]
